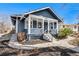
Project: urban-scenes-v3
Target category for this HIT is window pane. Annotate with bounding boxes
[50,23,53,29]
[38,22,42,28]
[33,20,37,28]
[31,21,32,28]
[54,22,57,29]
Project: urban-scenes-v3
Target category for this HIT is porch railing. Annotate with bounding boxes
[30,28,43,35]
[50,29,57,35]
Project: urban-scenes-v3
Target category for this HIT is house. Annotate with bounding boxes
[62,24,79,33]
[11,7,63,39]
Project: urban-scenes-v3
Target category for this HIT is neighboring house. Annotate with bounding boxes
[11,7,63,39]
[62,24,79,33]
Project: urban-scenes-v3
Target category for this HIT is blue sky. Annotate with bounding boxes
[0,3,79,24]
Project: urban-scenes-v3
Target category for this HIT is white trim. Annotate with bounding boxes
[24,7,50,15]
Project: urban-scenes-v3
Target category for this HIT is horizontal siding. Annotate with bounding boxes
[18,20,25,32]
[32,10,56,19]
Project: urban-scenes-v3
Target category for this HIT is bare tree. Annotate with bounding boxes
[0,14,12,34]
[0,21,11,34]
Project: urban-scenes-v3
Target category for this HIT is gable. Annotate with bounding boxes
[31,10,56,19]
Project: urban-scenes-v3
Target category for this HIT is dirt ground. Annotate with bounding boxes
[0,32,79,56]
[0,40,79,56]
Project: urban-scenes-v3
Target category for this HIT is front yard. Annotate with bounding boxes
[0,30,79,56]
[0,40,78,56]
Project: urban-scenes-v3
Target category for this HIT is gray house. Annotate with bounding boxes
[11,7,63,39]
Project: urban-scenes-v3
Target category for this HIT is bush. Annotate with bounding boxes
[58,28,73,39]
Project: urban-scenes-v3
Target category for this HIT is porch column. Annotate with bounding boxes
[48,20,49,33]
[16,17,18,33]
[42,18,44,33]
[28,14,31,40]
[57,21,58,34]
[28,15,31,34]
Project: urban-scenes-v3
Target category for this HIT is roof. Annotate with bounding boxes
[11,7,63,22]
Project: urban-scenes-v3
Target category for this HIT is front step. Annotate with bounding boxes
[43,33,54,42]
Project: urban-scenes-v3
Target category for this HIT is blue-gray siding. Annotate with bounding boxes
[32,10,56,19]
[17,10,58,35]
[18,20,25,32]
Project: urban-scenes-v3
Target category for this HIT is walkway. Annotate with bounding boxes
[8,34,79,52]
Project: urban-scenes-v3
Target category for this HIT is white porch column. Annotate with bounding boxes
[28,15,31,40]
[57,21,58,34]
[42,18,44,33]
[48,20,49,33]
[28,15,31,34]
[16,17,18,33]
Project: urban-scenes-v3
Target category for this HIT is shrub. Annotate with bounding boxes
[58,28,73,39]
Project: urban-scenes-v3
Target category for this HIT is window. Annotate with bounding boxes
[25,20,28,29]
[33,20,37,28]
[54,22,57,29]
[50,23,53,29]
[38,22,42,28]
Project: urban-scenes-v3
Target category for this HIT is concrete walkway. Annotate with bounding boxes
[52,36,79,52]
[8,35,79,52]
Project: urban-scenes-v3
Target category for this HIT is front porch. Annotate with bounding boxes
[24,14,58,36]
